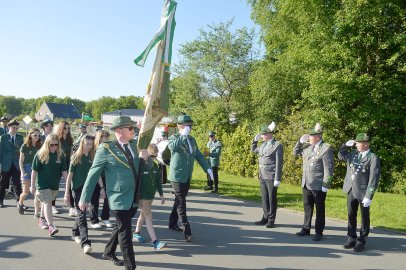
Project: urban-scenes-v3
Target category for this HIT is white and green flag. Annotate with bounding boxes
[135,0,177,150]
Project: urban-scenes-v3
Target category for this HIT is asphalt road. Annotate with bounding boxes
[1,185,405,270]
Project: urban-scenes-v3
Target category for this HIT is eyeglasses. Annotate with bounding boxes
[122,126,135,131]
[84,135,95,140]
[49,143,59,147]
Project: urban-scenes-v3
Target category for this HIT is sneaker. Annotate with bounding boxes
[52,206,60,214]
[22,204,28,210]
[17,202,24,215]
[102,220,114,228]
[83,244,92,254]
[72,236,81,244]
[38,218,48,229]
[90,223,103,229]
[33,214,40,220]
[153,240,167,250]
[133,233,146,243]
[48,225,59,236]
[69,207,77,217]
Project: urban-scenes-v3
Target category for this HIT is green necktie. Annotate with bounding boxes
[123,144,133,161]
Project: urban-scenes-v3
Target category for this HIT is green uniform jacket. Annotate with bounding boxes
[168,134,210,183]
[140,158,163,200]
[206,140,222,167]
[80,139,140,210]
[0,133,24,171]
[0,127,5,136]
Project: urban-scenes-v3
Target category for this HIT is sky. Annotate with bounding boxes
[0,0,257,101]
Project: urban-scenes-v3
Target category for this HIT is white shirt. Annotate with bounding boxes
[117,140,134,159]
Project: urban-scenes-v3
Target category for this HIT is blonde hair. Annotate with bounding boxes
[37,134,63,164]
[70,135,95,165]
[94,130,110,150]
[24,127,42,149]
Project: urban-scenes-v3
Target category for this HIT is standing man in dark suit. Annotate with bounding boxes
[167,114,212,241]
[252,122,283,228]
[338,133,380,252]
[0,119,24,207]
[293,123,334,241]
[0,116,9,136]
[79,116,147,270]
[204,131,222,193]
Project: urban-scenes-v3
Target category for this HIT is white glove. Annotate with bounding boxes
[179,125,191,136]
[300,134,309,143]
[362,198,371,207]
[346,140,356,147]
[254,133,261,142]
[207,168,214,181]
[274,180,280,187]
[322,187,328,192]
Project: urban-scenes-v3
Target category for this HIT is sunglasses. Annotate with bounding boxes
[84,135,95,140]
[122,126,135,131]
[50,143,59,147]
[31,134,40,137]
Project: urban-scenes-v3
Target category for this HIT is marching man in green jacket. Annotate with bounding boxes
[204,131,222,193]
[168,114,213,241]
[79,116,147,270]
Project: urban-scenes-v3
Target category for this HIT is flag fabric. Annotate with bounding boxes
[135,0,177,150]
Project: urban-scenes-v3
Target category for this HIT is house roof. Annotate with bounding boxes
[103,109,145,117]
[45,102,81,119]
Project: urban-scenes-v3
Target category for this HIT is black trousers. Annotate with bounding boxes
[302,187,326,234]
[206,166,219,190]
[89,184,101,224]
[347,190,370,243]
[159,163,167,184]
[72,187,91,247]
[169,181,191,237]
[259,176,278,222]
[105,207,137,270]
[0,164,21,202]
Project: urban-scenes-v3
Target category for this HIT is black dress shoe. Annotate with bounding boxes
[204,186,213,191]
[312,233,323,241]
[254,219,267,225]
[185,234,194,242]
[296,229,310,236]
[102,253,124,266]
[353,241,366,252]
[210,189,218,193]
[265,221,274,228]
[168,225,183,232]
[343,239,356,249]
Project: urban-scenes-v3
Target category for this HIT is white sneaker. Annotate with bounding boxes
[102,220,113,228]
[69,207,76,217]
[72,236,81,244]
[90,223,103,229]
[83,244,92,254]
[52,206,60,214]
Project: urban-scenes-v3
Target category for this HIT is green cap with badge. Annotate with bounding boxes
[260,124,271,134]
[41,119,53,128]
[355,133,369,142]
[176,114,194,126]
[208,131,216,136]
[110,116,137,130]
[309,123,323,135]
[7,118,19,126]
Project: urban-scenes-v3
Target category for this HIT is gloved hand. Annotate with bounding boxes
[300,134,309,143]
[346,140,356,147]
[207,168,214,181]
[274,180,280,187]
[362,197,372,207]
[254,133,261,142]
[322,187,328,192]
[180,125,191,136]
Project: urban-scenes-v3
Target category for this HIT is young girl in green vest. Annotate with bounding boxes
[133,143,167,250]
[64,135,103,254]
[31,134,68,236]
[18,128,42,215]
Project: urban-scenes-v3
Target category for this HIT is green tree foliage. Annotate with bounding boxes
[247,0,406,192]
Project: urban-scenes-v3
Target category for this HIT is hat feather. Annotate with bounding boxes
[315,123,322,133]
[268,121,276,132]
